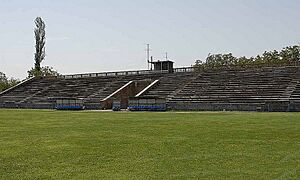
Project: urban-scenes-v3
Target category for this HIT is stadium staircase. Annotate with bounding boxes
[280,70,300,101]
[140,72,196,99]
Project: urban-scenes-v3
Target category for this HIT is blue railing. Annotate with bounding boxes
[56,105,85,110]
[128,105,166,111]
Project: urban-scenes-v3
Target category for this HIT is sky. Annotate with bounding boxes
[1,0,300,79]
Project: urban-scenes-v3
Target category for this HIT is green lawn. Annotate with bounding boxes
[0,110,299,179]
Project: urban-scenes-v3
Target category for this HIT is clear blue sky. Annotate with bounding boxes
[1,0,300,79]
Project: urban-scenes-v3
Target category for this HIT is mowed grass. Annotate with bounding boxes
[0,110,299,179]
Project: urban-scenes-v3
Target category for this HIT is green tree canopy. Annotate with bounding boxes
[28,66,60,78]
[194,45,300,69]
[28,17,59,78]
[0,72,20,92]
[34,17,46,76]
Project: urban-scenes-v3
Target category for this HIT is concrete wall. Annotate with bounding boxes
[167,102,261,111]
[168,102,300,112]
[0,102,55,109]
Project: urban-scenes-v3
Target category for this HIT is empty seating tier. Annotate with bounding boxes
[1,66,300,111]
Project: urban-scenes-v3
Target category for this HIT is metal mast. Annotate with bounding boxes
[147,44,150,70]
[165,52,168,61]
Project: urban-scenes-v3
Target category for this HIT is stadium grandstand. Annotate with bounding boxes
[1,59,300,112]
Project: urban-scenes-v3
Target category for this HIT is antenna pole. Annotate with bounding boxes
[151,56,153,70]
[147,44,150,70]
[165,52,168,61]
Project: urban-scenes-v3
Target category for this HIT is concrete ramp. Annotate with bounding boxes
[101,80,154,109]
[102,81,133,101]
[135,79,159,97]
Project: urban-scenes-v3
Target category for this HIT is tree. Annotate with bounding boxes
[0,72,6,82]
[28,17,59,78]
[33,17,46,77]
[28,66,60,78]
[280,46,300,65]
[204,53,237,68]
[0,72,20,92]
[0,72,8,92]
[194,45,300,70]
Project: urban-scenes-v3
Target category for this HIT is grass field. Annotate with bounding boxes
[0,109,299,179]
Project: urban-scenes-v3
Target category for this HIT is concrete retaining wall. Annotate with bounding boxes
[167,102,261,111]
